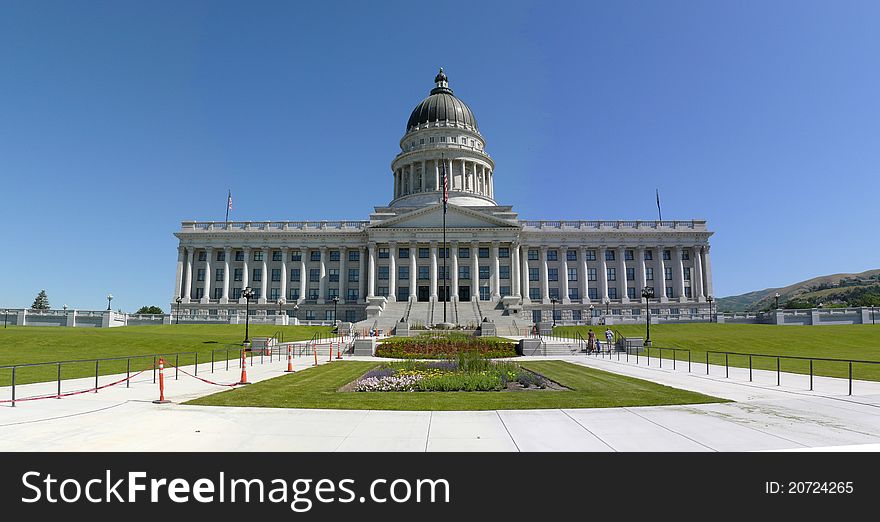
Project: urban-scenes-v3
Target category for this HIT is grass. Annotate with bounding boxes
[184,360,725,410]
[553,323,880,381]
[0,324,333,385]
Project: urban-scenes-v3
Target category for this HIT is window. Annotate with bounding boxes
[398,266,409,280]
[459,247,470,258]
[479,266,489,280]
[440,136,446,142]
[500,286,510,297]
[272,251,282,262]
[253,251,263,262]
[198,251,206,262]
[588,268,597,281]
[528,249,538,260]
[549,288,560,299]
[288,288,299,300]
[308,289,319,300]
[217,250,225,261]
[605,250,615,261]
[310,250,321,262]
[271,269,281,282]
[663,250,671,261]
[569,288,579,300]
[398,286,410,300]
[529,288,540,300]
[347,289,359,301]
[684,287,692,298]
[438,266,449,280]
[438,247,449,259]
[305,310,316,320]
[500,265,510,279]
[547,249,557,261]
[607,268,616,281]
[529,268,539,281]
[329,269,339,282]
[290,268,300,282]
[666,287,674,298]
[552,309,561,321]
[588,288,598,300]
[646,267,654,281]
[479,247,489,258]
[252,288,261,300]
[459,266,470,280]
[378,248,389,259]
[252,268,262,282]
[419,248,429,259]
[348,269,359,282]
[329,250,340,261]
[644,249,653,261]
[665,267,673,281]
[684,267,691,281]
[309,269,319,282]
[348,250,359,262]
[499,247,509,258]
[377,286,388,297]
[418,266,429,280]
[234,268,243,282]
[419,138,424,145]
[567,249,577,261]
[626,267,635,281]
[585,250,596,261]
[548,268,558,281]
[213,288,222,300]
[269,288,280,300]
[196,268,205,282]
[450,137,456,143]
[398,247,409,259]
[429,136,435,143]
[631,308,641,316]
[378,266,389,280]
[291,250,302,261]
[214,268,223,281]
[232,288,242,299]
[479,286,490,300]
[608,288,618,299]
[568,268,577,281]
[235,251,244,261]
[681,250,690,260]
[345,310,358,322]
[328,288,339,299]
[627,287,636,299]
[572,309,582,321]
[625,250,634,261]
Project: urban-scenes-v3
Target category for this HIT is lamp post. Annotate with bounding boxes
[63,304,68,312]
[241,286,254,344]
[775,292,780,310]
[588,304,594,325]
[106,293,113,311]
[292,303,299,324]
[707,295,714,323]
[551,297,558,327]
[277,297,285,315]
[332,295,340,325]
[641,286,654,346]
[603,297,610,317]
[3,309,7,328]
[175,296,182,324]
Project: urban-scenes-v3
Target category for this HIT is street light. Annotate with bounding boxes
[277,297,285,316]
[707,295,714,323]
[241,286,255,344]
[63,304,68,312]
[292,303,299,324]
[106,293,113,311]
[641,286,654,346]
[603,297,610,316]
[332,295,340,325]
[175,296,182,324]
[775,292,781,310]
[551,297,558,327]
[588,304,594,324]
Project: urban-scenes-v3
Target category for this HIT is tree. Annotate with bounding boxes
[136,306,164,315]
[31,290,50,310]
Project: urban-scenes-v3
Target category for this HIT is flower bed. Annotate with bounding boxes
[375,334,517,359]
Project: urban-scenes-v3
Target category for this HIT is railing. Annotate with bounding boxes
[518,220,703,230]
[180,220,370,231]
[705,350,880,396]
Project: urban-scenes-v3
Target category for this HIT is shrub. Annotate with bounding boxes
[375,336,517,359]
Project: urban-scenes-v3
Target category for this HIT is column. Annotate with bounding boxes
[259,247,268,304]
[520,244,530,303]
[429,241,438,300]
[409,242,418,301]
[222,246,231,303]
[657,245,668,303]
[618,246,629,303]
[560,246,570,304]
[702,245,714,299]
[434,160,440,192]
[540,246,550,303]
[317,247,327,303]
[241,247,250,303]
[693,246,705,301]
[636,246,647,294]
[580,246,589,303]
[298,250,307,304]
[359,246,366,302]
[511,241,521,297]
[388,242,397,302]
[280,247,289,303]
[451,241,459,301]
[673,246,685,302]
[598,246,609,301]
[471,240,479,300]
[201,247,212,303]
[183,247,194,302]
[491,241,500,299]
[174,246,185,300]
[367,243,376,298]
[408,166,413,195]
[339,247,347,303]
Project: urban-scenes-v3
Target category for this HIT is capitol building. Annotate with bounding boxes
[172,69,714,331]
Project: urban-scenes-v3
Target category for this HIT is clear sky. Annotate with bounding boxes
[1,0,878,312]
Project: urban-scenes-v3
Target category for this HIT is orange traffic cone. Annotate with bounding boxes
[336,339,343,360]
[237,349,251,385]
[153,357,171,404]
[284,344,294,373]
[313,343,318,366]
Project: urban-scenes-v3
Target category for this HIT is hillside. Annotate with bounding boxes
[716,269,880,311]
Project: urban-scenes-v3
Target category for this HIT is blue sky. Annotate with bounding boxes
[1,0,878,312]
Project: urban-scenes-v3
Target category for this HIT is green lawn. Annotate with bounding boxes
[185,360,725,410]
[553,323,880,381]
[0,324,333,385]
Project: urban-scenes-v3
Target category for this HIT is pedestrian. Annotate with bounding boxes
[604,327,614,353]
[587,329,596,353]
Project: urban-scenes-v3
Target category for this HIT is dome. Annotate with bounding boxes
[406,68,479,133]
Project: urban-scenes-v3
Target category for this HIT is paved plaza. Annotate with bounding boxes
[2,348,879,452]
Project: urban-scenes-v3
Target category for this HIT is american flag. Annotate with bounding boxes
[227,190,233,211]
[441,159,448,211]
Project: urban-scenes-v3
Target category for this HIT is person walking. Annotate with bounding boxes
[587,329,596,353]
[604,327,614,353]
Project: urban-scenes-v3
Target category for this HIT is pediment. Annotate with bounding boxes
[372,204,518,229]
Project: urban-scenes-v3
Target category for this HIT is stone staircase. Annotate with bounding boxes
[355,297,534,336]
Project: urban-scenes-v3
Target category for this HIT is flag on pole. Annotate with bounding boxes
[226,190,232,223]
[441,159,449,211]
[655,188,662,222]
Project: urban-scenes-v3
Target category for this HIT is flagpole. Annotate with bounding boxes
[442,155,448,324]
[656,189,662,222]
[226,189,231,224]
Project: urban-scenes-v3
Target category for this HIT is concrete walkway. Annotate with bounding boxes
[1,351,879,452]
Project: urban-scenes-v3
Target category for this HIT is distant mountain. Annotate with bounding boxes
[716,269,880,311]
